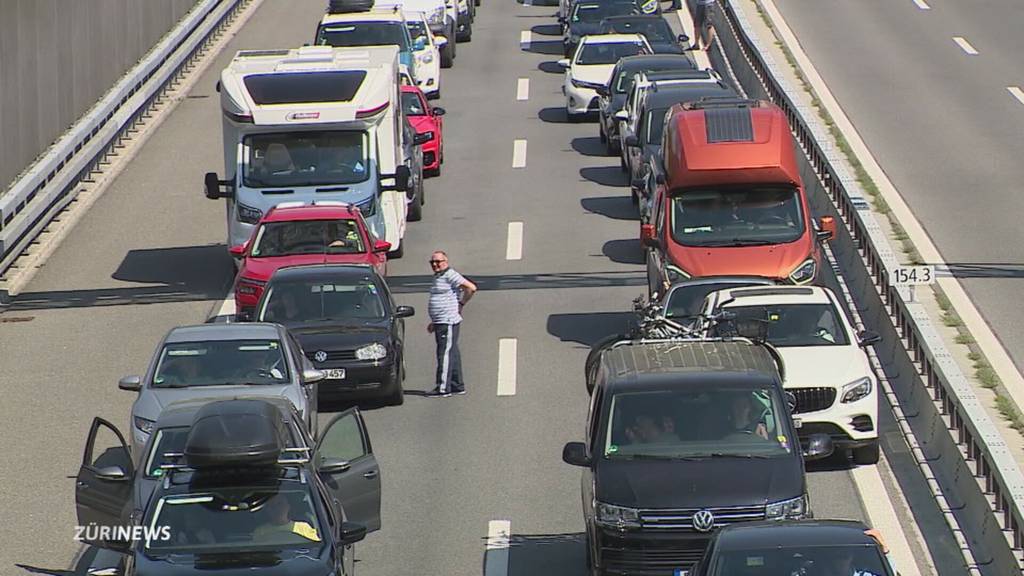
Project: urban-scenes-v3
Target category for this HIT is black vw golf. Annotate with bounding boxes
[255,264,414,406]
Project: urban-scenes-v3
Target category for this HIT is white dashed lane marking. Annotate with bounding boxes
[512,139,527,168]
[505,222,523,260]
[516,78,529,101]
[1008,86,1024,105]
[496,339,517,396]
[520,30,531,49]
[952,36,978,55]
[912,0,930,9]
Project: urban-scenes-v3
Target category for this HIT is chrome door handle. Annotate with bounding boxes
[363,470,378,479]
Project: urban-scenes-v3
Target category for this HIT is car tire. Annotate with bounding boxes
[475,0,480,6]
[426,167,441,177]
[852,441,880,465]
[457,21,472,42]
[441,42,455,68]
[391,240,404,259]
[585,334,629,393]
[630,185,639,205]
[408,186,423,222]
[386,361,404,406]
[620,155,627,172]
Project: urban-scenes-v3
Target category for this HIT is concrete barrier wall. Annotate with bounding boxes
[0,0,199,191]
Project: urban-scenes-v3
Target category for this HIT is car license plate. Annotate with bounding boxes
[674,569,689,576]
[793,418,803,429]
[323,368,346,380]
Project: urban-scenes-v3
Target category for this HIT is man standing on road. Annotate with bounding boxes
[427,250,477,397]
[691,0,716,51]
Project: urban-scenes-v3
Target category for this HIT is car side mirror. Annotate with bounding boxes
[857,330,881,347]
[340,521,367,545]
[303,368,326,383]
[640,223,658,248]
[203,171,233,199]
[414,37,426,51]
[228,243,247,258]
[435,35,449,47]
[318,458,351,474]
[432,106,446,116]
[557,58,570,68]
[118,375,142,392]
[95,465,130,482]
[373,239,392,253]
[596,85,609,97]
[802,433,834,460]
[613,110,629,121]
[384,165,411,192]
[784,390,797,413]
[215,80,222,93]
[395,305,416,318]
[677,33,689,44]
[562,442,591,467]
[413,132,432,145]
[624,134,639,148]
[817,215,836,241]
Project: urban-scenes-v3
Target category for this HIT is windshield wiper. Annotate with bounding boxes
[686,452,772,459]
[701,238,777,247]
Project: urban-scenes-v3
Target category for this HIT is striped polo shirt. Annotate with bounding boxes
[428,268,467,324]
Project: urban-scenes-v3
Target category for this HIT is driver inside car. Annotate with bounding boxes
[726,392,770,440]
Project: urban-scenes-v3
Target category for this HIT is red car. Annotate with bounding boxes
[400,85,445,176]
[230,203,390,318]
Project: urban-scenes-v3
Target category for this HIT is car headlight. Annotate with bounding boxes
[665,264,690,282]
[134,416,155,435]
[571,78,602,90]
[419,51,434,63]
[765,494,807,520]
[356,196,377,217]
[787,258,816,285]
[236,202,263,224]
[355,343,388,361]
[595,502,640,530]
[841,377,873,403]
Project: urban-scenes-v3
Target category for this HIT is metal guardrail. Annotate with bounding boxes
[712,0,1024,572]
[0,0,244,297]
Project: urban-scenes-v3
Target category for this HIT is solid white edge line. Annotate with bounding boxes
[520,30,531,49]
[912,0,930,9]
[851,463,923,576]
[216,295,236,319]
[497,339,517,396]
[506,222,524,260]
[952,36,978,55]
[512,139,527,168]
[1008,86,1024,105]
[516,77,530,101]
[484,520,511,576]
[674,10,711,69]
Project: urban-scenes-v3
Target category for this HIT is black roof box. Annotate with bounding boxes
[184,400,288,468]
[327,0,375,13]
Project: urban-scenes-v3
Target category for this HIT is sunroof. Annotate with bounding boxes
[244,70,367,105]
[705,107,754,143]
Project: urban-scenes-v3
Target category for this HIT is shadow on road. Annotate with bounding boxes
[539,107,569,124]
[580,166,627,187]
[603,239,645,265]
[522,40,564,55]
[538,61,565,74]
[571,137,606,157]
[547,311,636,347]
[581,196,637,221]
[531,23,563,36]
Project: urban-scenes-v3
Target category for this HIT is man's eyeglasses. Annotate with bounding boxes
[429,259,446,264]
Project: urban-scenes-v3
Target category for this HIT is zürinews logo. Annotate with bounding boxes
[75,524,172,543]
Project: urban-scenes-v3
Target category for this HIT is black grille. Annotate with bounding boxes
[306,349,356,363]
[423,151,436,166]
[705,107,754,143]
[603,543,706,574]
[639,505,765,532]
[791,387,836,414]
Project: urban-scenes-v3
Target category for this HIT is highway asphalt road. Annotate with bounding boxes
[0,0,946,574]
[770,0,1024,373]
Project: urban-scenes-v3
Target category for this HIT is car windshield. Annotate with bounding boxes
[573,2,637,23]
[642,106,669,144]
[251,219,366,258]
[670,186,805,247]
[664,282,767,319]
[401,92,428,116]
[242,131,369,188]
[406,21,427,43]
[317,21,411,50]
[145,427,190,478]
[152,340,290,388]
[147,488,323,552]
[712,303,850,347]
[577,42,645,65]
[603,387,791,459]
[259,279,387,323]
[603,19,673,42]
[712,545,892,576]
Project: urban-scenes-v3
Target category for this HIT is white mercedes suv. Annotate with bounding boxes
[558,33,651,122]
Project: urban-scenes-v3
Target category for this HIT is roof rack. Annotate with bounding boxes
[682,96,764,110]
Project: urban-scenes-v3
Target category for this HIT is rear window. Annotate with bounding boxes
[241,71,366,105]
[243,71,366,105]
[317,21,411,50]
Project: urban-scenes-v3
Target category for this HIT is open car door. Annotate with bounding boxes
[314,407,382,532]
[75,417,134,552]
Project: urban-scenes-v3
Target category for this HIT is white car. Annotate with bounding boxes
[405,11,446,98]
[378,0,456,67]
[700,285,882,464]
[558,34,651,122]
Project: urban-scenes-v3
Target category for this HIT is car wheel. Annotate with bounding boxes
[630,185,639,205]
[608,137,620,156]
[391,240,404,259]
[475,0,480,6]
[852,441,880,465]
[408,185,423,222]
[620,155,627,172]
[598,124,606,143]
[426,167,441,177]
[441,42,455,68]
[386,361,404,406]
[457,21,472,42]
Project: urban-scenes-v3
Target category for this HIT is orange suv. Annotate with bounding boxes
[642,97,835,296]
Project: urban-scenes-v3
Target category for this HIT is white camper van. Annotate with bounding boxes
[204,45,412,257]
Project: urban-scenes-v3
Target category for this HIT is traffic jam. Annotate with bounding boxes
[64,0,903,575]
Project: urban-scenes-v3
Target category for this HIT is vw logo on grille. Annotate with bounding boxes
[314,351,328,363]
[691,509,715,532]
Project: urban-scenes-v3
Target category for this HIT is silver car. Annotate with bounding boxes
[118,323,323,454]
